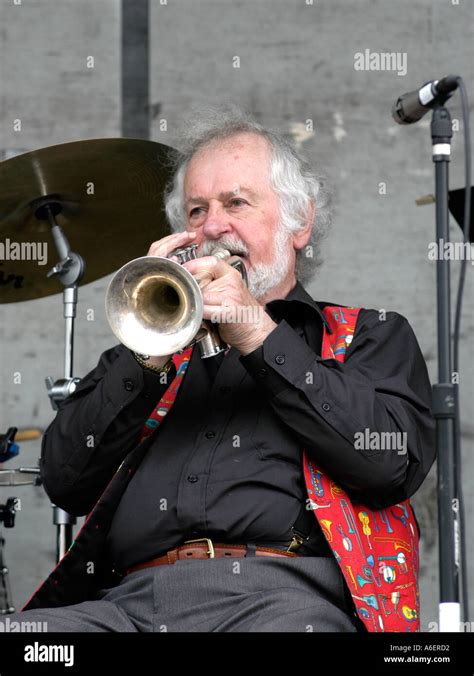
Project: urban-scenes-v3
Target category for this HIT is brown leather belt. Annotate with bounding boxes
[124,538,303,576]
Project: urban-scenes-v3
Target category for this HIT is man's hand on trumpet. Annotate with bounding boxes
[146,229,197,261]
[181,254,278,357]
[145,228,277,358]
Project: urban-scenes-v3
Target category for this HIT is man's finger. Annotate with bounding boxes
[147,231,196,257]
[202,304,233,322]
[201,291,234,307]
[183,256,239,281]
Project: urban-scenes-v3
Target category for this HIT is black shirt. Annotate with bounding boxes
[40,281,436,572]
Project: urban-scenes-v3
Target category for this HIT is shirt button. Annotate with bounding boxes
[258,368,268,378]
[219,386,231,395]
[322,402,331,412]
[275,354,285,365]
[123,379,134,391]
[187,474,199,483]
[205,431,216,439]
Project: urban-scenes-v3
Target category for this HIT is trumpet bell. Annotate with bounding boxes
[105,255,203,357]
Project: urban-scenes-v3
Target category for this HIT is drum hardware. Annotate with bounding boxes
[0,137,182,563]
[1,186,82,558]
[0,428,19,463]
[0,468,41,488]
[0,428,42,486]
[0,489,20,614]
[0,137,200,582]
[0,498,18,529]
[0,138,177,304]
[0,426,44,613]
[0,530,15,615]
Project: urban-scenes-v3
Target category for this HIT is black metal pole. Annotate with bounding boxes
[121,0,150,139]
[431,104,460,630]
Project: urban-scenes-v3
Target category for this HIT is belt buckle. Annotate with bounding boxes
[183,537,215,558]
[286,530,306,553]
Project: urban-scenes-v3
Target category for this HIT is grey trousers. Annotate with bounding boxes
[7,556,359,632]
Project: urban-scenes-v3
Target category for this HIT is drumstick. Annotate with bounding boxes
[14,428,43,442]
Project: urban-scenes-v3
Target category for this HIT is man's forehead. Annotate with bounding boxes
[185,186,260,206]
[184,135,272,205]
[185,134,269,180]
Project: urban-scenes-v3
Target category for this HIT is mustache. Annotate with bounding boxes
[198,236,249,258]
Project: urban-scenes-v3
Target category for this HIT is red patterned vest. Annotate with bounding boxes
[302,306,419,632]
[141,306,420,633]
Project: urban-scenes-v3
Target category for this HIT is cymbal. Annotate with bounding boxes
[0,138,179,303]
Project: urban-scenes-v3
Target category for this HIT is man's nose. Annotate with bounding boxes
[201,203,232,239]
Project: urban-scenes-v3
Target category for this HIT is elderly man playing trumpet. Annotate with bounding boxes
[12,105,435,633]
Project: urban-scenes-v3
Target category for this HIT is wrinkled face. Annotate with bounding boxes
[183,132,294,299]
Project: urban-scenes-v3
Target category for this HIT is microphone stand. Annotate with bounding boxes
[430,104,461,631]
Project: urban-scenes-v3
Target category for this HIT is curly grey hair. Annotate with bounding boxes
[163,103,332,286]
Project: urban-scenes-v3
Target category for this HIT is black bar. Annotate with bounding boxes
[0,632,470,674]
[121,0,150,139]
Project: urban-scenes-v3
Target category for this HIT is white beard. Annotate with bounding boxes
[197,225,292,301]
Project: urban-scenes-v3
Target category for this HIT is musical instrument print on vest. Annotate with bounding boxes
[380,564,396,584]
[380,509,394,533]
[373,536,411,552]
[329,480,345,500]
[358,510,372,549]
[377,552,408,575]
[352,594,384,631]
[337,524,353,551]
[320,519,333,543]
[302,305,421,632]
[390,505,409,529]
[345,564,357,591]
[378,594,393,616]
[361,563,382,588]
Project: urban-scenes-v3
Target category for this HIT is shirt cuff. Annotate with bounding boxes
[239,319,319,397]
[106,347,177,412]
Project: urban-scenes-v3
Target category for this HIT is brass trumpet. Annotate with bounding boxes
[105,243,247,358]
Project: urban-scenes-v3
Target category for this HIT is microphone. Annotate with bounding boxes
[392,75,459,125]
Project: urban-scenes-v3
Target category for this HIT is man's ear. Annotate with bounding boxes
[293,201,316,250]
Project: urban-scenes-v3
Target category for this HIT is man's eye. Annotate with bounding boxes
[189,207,204,217]
[229,198,247,207]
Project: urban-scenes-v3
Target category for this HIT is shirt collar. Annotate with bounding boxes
[265,280,331,332]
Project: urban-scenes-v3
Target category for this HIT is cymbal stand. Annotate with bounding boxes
[35,200,85,562]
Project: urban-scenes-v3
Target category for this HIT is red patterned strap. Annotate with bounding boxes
[139,347,194,443]
[302,306,420,632]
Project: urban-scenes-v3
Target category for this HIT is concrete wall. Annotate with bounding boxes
[0,0,473,630]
